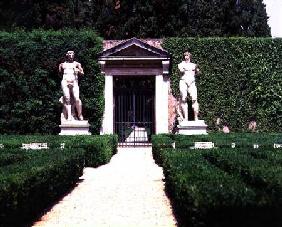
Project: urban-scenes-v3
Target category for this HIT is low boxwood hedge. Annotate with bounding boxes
[0,150,27,167]
[249,149,282,165]
[80,135,118,167]
[170,133,282,149]
[0,134,118,226]
[0,148,85,226]
[152,134,282,227]
[204,149,282,203]
[151,134,174,165]
[0,134,118,167]
[160,150,260,227]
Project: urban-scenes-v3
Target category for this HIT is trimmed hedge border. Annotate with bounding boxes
[0,135,118,167]
[0,134,118,226]
[158,133,282,149]
[204,149,282,204]
[162,150,258,227]
[152,134,282,227]
[0,148,85,226]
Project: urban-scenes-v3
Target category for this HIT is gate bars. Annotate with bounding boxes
[114,77,155,147]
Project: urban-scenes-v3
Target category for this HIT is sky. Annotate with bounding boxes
[263,0,282,37]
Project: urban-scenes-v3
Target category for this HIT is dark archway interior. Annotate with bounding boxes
[113,76,155,145]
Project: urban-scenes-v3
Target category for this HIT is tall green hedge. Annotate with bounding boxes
[163,38,282,132]
[2,34,282,133]
[0,29,103,134]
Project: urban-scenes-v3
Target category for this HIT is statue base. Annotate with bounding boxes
[59,120,91,135]
[177,120,208,135]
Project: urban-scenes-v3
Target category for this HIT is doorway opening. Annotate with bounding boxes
[114,76,155,147]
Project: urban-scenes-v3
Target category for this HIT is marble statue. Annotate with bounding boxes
[59,50,84,121]
[178,51,200,122]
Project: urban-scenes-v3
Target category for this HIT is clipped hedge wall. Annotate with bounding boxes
[163,38,282,132]
[0,29,103,134]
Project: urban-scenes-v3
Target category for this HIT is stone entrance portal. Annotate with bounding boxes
[98,38,170,145]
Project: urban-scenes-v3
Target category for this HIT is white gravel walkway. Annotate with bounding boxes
[33,147,177,227]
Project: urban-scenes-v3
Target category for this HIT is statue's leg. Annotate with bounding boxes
[59,96,67,122]
[63,104,68,121]
[73,83,83,120]
[179,80,188,121]
[61,81,73,121]
[176,98,184,121]
[68,86,77,119]
[189,83,199,121]
[192,101,199,121]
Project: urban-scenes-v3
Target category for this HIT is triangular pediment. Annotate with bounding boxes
[99,37,169,58]
[112,44,159,57]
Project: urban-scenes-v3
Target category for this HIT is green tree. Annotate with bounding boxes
[230,0,271,36]
[0,0,271,38]
[91,0,270,38]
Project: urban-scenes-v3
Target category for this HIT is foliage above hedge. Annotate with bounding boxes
[0,29,103,134]
[163,37,282,132]
[0,0,270,38]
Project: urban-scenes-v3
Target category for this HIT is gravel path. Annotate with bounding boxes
[33,147,177,227]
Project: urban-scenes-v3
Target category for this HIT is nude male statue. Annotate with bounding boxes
[59,50,84,121]
[178,51,200,121]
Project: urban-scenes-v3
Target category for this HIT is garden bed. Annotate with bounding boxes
[0,134,118,226]
[152,133,282,227]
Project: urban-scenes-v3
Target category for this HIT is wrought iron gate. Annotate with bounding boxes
[114,77,155,147]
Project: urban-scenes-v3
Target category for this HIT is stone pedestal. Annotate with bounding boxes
[59,120,91,135]
[177,120,207,135]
